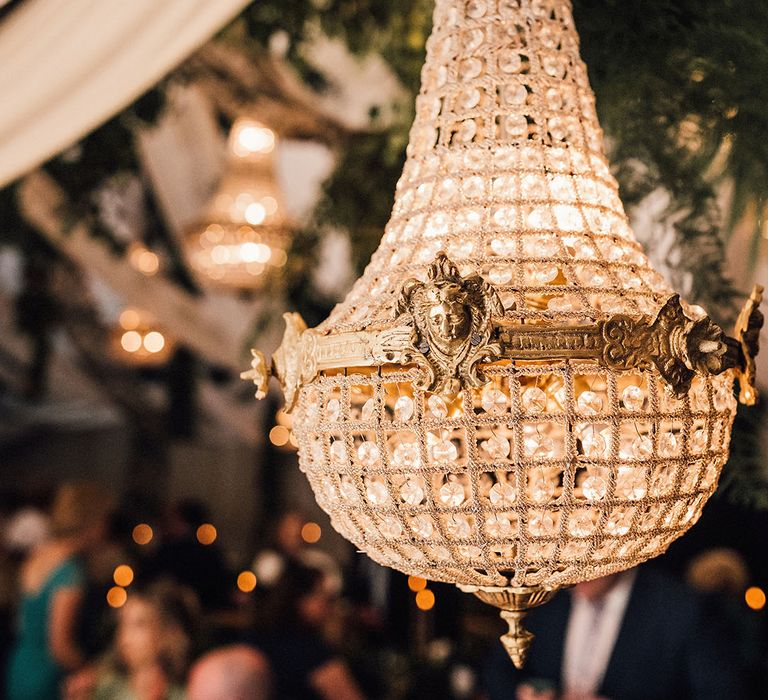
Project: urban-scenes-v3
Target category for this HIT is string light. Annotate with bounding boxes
[745,586,766,611]
[237,571,258,592]
[107,586,127,608]
[196,523,217,545]
[301,522,322,544]
[132,523,153,545]
[127,243,160,276]
[113,565,134,587]
[112,309,174,366]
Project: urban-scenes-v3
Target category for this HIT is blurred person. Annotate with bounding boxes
[686,547,748,596]
[6,482,113,700]
[247,560,364,700]
[72,579,198,700]
[145,500,230,611]
[187,645,271,700]
[483,566,748,700]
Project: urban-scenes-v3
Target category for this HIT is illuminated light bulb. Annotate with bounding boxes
[301,522,322,543]
[196,524,217,545]
[120,331,142,353]
[237,571,257,592]
[113,565,134,587]
[233,121,275,155]
[143,331,165,354]
[107,586,127,608]
[245,202,267,225]
[132,524,153,545]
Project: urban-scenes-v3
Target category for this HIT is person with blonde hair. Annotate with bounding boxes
[6,482,114,700]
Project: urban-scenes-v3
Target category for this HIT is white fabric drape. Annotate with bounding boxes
[0,0,251,188]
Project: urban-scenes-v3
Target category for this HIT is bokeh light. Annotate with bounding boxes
[132,523,153,545]
[269,425,290,447]
[415,588,435,611]
[107,586,127,608]
[408,575,427,592]
[113,564,134,587]
[301,522,322,544]
[746,586,766,611]
[237,571,257,592]
[197,523,217,545]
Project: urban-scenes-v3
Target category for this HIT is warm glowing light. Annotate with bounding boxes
[245,202,267,225]
[196,523,217,545]
[288,432,299,448]
[132,524,153,545]
[120,330,142,353]
[119,309,141,330]
[113,565,134,587]
[107,586,127,608]
[746,587,766,611]
[415,588,435,611]
[237,571,258,592]
[129,245,160,275]
[269,425,290,447]
[233,123,275,156]
[408,576,427,592]
[143,331,165,354]
[301,522,322,544]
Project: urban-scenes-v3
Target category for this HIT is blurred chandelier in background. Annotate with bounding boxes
[186,117,290,291]
[244,0,763,667]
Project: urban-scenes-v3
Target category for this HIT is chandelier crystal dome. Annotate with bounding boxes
[187,118,290,290]
[245,0,762,667]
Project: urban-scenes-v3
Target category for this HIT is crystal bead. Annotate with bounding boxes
[482,435,511,460]
[605,509,632,536]
[463,176,485,198]
[340,477,359,501]
[392,441,421,468]
[546,87,564,109]
[617,468,647,500]
[502,83,528,105]
[399,479,424,505]
[447,239,474,259]
[361,398,376,421]
[691,428,707,453]
[580,427,607,458]
[330,440,347,463]
[464,28,484,51]
[530,472,555,503]
[457,119,477,142]
[499,50,522,73]
[427,395,449,418]
[481,386,507,414]
[366,480,389,505]
[488,266,513,285]
[394,395,414,422]
[659,432,678,457]
[326,398,341,422]
[358,441,381,467]
[411,515,434,538]
[525,434,555,458]
[562,541,589,560]
[522,387,547,413]
[621,385,645,411]
[447,514,472,539]
[460,57,483,81]
[490,237,516,256]
[528,511,556,536]
[431,439,458,463]
[577,390,603,414]
[458,545,483,559]
[582,471,607,500]
[504,115,528,139]
[466,0,487,18]
[714,384,733,411]
[525,264,560,286]
[652,466,676,496]
[380,516,403,539]
[485,514,512,537]
[439,481,466,506]
[489,481,517,506]
[569,511,595,537]
[632,436,653,459]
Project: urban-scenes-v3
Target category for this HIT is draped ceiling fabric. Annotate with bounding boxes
[0,0,251,188]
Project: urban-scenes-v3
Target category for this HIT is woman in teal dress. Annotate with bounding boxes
[6,482,113,700]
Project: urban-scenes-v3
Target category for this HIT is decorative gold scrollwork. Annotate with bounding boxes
[240,349,271,400]
[395,252,504,394]
[732,284,764,405]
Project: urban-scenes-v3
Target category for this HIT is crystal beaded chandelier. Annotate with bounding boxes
[244,0,763,666]
[186,118,290,291]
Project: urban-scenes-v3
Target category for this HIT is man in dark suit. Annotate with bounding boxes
[483,566,749,700]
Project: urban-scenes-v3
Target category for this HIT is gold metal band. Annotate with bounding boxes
[242,254,763,410]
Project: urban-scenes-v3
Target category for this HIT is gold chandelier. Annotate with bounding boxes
[244,0,763,667]
[186,117,290,291]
